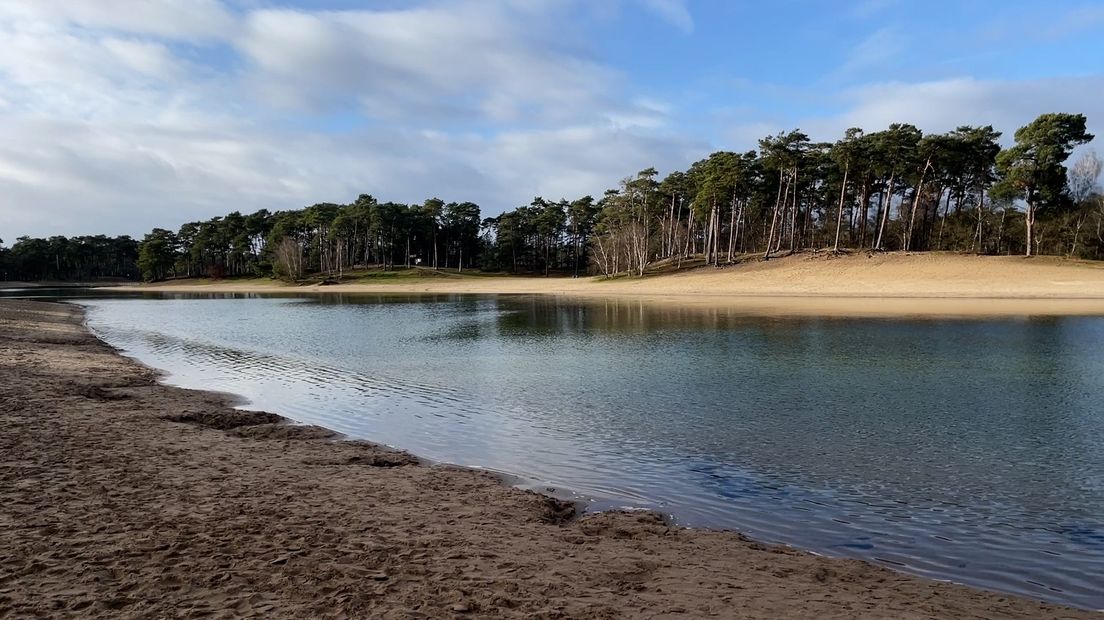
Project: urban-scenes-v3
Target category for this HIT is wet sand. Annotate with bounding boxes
[0,299,1097,618]
[117,253,1104,318]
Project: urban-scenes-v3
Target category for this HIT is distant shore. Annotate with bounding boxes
[116,252,1104,317]
[1,298,1095,617]
[0,280,128,289]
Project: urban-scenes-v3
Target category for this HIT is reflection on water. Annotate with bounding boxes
[70,293,1104,609]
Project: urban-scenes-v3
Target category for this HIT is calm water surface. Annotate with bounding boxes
[41,293,1104,609]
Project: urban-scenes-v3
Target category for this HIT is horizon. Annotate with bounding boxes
[2,0,1102,239]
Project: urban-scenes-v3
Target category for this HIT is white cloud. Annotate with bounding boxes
[712,75,1104,168]
[0,0,236,40]
[824,76,1104,140]
[236,4,630,125]
[474,126,704,202]
[1,0,1099,240]
[829,27,908,81]
[0,0,695,238]
[0,12,216,124]
[723,122,787,152]
[0,117,298,236]
[0,115,703,237]
[638,0,694,33]
[101,38,184,78]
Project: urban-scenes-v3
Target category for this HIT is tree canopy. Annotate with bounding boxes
[993,113,1094,256]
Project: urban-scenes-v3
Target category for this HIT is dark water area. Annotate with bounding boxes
[7,289,1103,609]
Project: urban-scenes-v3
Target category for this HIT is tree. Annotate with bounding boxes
[137,229,178,282]
[691,152,735,265]
[1066,149,1102,257]
[945,126,1002,253]
[633,171,653,272]
[994,113,1094,257]
[0,237,8,281]
[759,131,811,258]
[272,237,303,280]
[567,196,597,276]
[530,199,564,275]
[830,128,863,251]
[422,198,445,269]
[444,201,482,271]
[657,171,691,260]
[5,113,1098,279]
[868,124,922,250]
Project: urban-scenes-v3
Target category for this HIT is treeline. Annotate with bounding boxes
[2,112,1099,283]
[588,114,1100,276]
[0,235,139,281]
[485,113,1100,277]
[132,195,482,282]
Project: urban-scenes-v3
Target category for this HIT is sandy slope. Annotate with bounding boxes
[117,253,1104,317]
[0,299,1096,618]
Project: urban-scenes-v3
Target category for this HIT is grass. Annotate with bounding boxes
[155,266,500,286]
[303,265,517,284]
[153,255,768,287]
[154,274,277,286]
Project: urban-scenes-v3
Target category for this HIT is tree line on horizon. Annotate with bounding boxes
[0,112,1099,283]
[0,235,139,282]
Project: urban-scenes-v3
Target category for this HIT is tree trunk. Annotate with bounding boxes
[789,167,799,252]
[1070,215,1086,257]
[666,193,676,258]
[774,170,793,254]
[924,185,943,249]
[764,168,785,259]
[735,199,745,255]
[858,181,871,248]
[727,193,737,263]
[936,188,951,250]
[905,158,931,251]
[1025,203,1035,257]
[705,194,717,265]
[996,209,1007,254]
[712,204,720,265]
[875,174,895,250]
[682,207,694,260]
[973,193,985,254]
[833,162,849,251]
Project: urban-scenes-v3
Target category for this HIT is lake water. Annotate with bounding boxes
[14,291,1104,609]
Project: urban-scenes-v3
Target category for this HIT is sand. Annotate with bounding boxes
[0,299,1097,618]
[116,253,1104,317]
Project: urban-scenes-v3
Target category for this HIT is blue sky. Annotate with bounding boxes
[1,0,1101,238]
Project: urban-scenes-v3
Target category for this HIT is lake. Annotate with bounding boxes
[14,290,1104,609]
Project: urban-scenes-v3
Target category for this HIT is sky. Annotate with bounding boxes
[1,0,1102,239]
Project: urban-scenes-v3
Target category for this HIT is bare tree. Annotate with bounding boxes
[1068,150,1102,257]
[273,237,303,281]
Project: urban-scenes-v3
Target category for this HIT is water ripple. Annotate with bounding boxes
[79,294,1104,610]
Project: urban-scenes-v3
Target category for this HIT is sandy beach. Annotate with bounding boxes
[116,253,1104,317]
[0,298,1096,618]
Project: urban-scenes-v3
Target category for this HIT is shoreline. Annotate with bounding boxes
[110,253,1104,318]
[1,299,1098,617]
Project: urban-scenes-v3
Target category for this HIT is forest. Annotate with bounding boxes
[0,235,139,282]
[0,112,1099,283]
